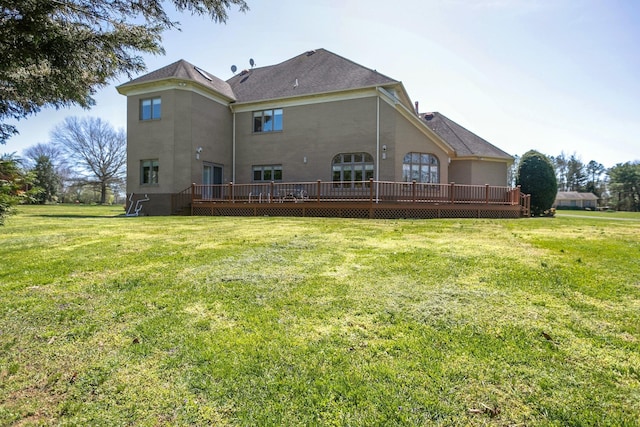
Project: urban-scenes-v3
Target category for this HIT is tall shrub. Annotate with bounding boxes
[517,150,557,216]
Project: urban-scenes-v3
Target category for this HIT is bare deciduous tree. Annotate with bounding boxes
[51,117,126,204]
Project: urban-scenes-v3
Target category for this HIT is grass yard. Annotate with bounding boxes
[1,205,639,426]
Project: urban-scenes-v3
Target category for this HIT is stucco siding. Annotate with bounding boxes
[234,96,380,183]
[126,90,177,195]
[450,160,509,186]
[391,107,450,184]
[188,92,233,185]
[126,89,233,196]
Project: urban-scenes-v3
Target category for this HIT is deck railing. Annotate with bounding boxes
[171,185,193,214]
[188,179,525,208]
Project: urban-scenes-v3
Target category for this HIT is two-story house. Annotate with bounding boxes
[117,49,513,215]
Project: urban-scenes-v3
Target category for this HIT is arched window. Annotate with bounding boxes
[402,153,439,183]
[332,153,374,188]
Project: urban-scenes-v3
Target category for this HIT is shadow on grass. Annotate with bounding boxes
[31,214,129,219]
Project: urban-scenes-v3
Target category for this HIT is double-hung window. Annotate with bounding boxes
[253,165,282,182]
[253,109,283,133]
[141,159,159,184]
[140,97,161,120]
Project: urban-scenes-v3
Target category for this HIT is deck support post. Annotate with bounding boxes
[270,181,275,203]
[485,184,490,205]
[191,183,196,215]
[450,182,455,204]
[369,178,375,218]
[317,180,321,202]
[412,180,417,203]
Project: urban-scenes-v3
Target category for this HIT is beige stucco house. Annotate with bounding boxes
[117,49,513,215]
[553,191,599,209]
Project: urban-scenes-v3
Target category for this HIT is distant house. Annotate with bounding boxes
[117,49,515,215]
[554,191,599,209]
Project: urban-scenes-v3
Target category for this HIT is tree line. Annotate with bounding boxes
[512,151,640,214]
[549,152,638,211]
[1,116,127,222]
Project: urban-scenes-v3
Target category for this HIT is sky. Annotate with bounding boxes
[4,0,640,168]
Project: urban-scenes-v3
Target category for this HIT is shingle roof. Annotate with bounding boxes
[226,49,399,103]
[420,112,512,160]
[555,191,599,201]
[117,59,236,100]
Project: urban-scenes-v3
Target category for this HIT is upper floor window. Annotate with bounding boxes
[253,165,282,182]
[141,159,159,184]
[253,109,283,133]
[140,97,161,120]
[332,153,374,187]
[402,152,439,183]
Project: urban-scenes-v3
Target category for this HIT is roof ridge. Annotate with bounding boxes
[316,48,399,83]
[225,48,399,103]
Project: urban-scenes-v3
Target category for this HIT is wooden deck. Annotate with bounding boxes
[173,180,531,219]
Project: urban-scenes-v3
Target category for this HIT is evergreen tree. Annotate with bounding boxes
[585,160,606,197]
[0,154,38,225]
[32,155,60,204]
[608,161,640,211]
[1,0,248,143]
[566,154,586,191]
[517,150,558,216]
[550,152,568,191]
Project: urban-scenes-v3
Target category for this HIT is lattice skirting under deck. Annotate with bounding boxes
[191,202,524,219]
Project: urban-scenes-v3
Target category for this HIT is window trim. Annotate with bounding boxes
[252,165,283,182]
[140,97,161,121]
[332,152,374,188]
[140,159,159,185]
[402,152,440,183]
[253,108,283,133]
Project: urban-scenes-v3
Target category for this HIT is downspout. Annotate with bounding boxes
[230,105,236,183]
[376,88,381,202]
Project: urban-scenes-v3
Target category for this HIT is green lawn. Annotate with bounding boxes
[1,205,639,425]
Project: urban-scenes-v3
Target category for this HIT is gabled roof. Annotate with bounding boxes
[117,59,236,100]
[555,191,599,201]
[226,49,399,103]
[420,112,512,160]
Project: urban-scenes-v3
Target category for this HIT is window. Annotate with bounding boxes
[140,97,161,120]
[332,153,374,187]
[253,109,283,132]
[252,165,282,182]
[402,152,439,183]
[141,159,159,184]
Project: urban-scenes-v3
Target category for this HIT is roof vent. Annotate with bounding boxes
[239,69,249,76]
[424,112,434,121]
[306,50,316,56]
